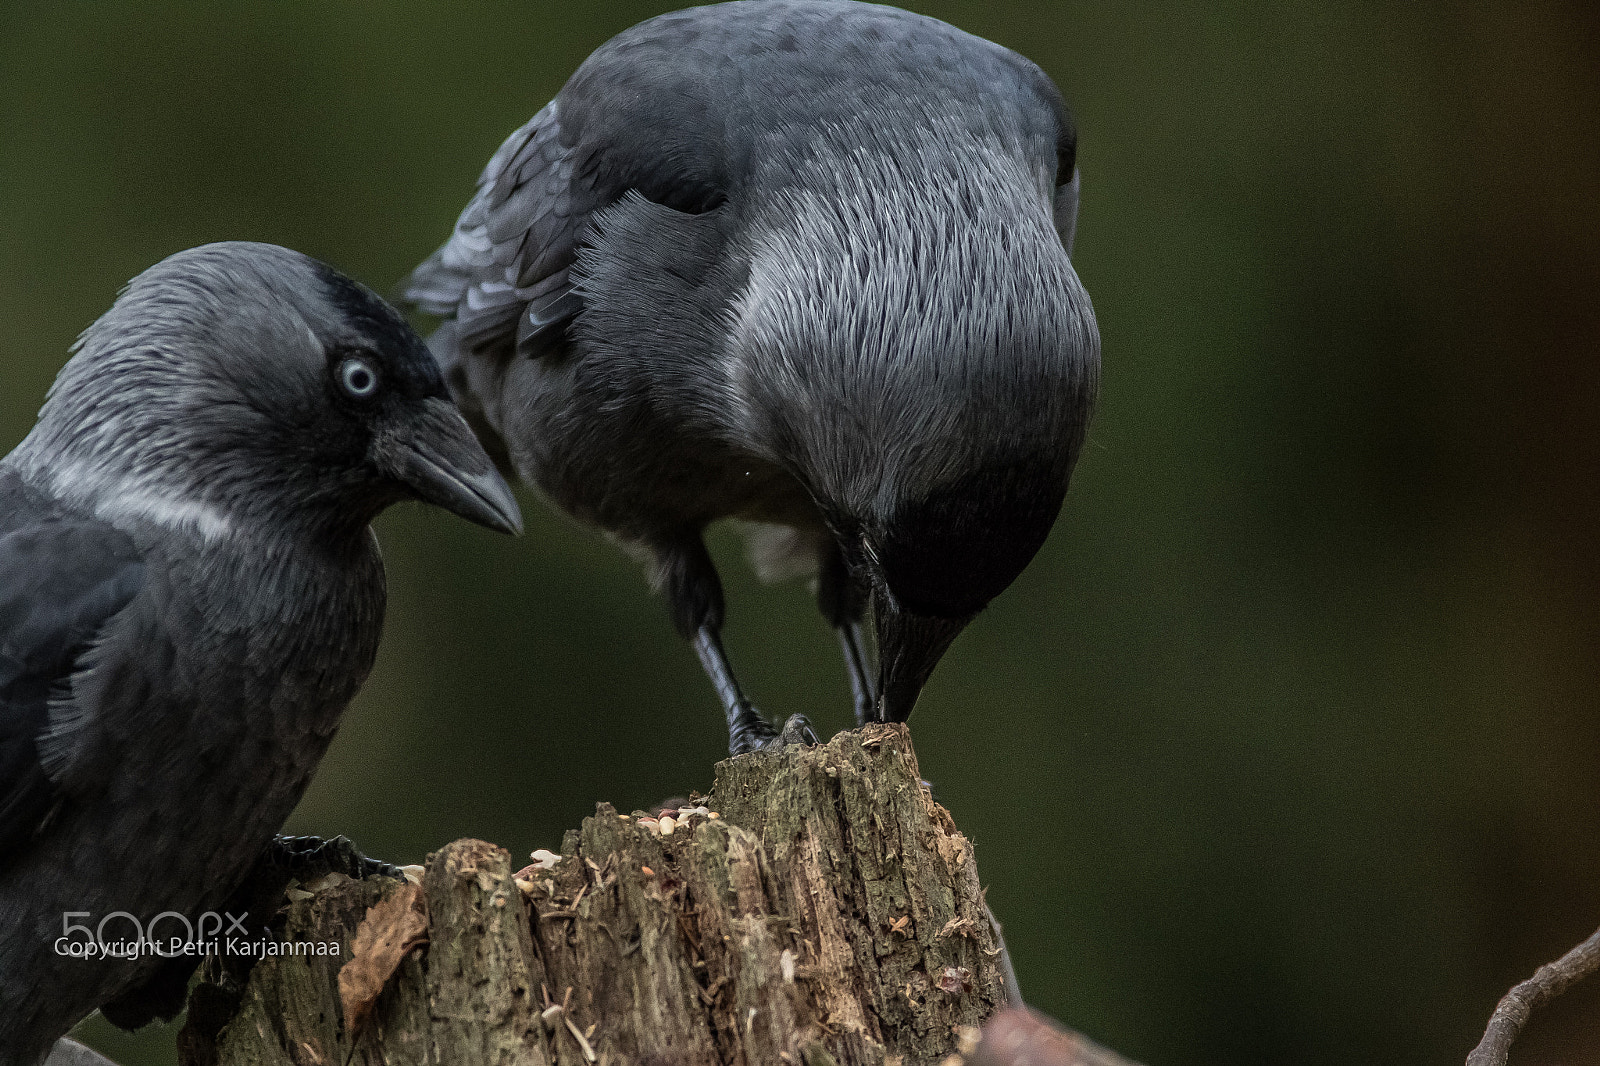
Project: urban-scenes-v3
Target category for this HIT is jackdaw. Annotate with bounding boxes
[0,241,521,1065]
[405,0,1098,753]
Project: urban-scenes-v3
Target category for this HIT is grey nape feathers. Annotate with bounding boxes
[404,0,1099,754]
[0,241,521,1065]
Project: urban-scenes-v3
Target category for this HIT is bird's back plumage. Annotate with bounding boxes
[405,0,1079,366]
[404,0,1090,531]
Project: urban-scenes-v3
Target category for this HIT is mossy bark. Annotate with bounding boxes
[178,725,1015,1066]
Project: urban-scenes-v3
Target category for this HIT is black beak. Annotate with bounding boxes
[381,397,523,535]
[873,592,969,723]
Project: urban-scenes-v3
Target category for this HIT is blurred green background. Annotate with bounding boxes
[3,1,1598,1063]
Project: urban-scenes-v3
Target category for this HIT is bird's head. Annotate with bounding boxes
[730,128,1099,722]
[15,241,521,541]
[826,454,1071,722]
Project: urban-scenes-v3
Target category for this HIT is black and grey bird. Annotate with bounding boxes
[0,241,521,1065]
[405,0,1098,753]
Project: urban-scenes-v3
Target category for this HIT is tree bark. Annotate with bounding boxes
[176,724,1128,1066]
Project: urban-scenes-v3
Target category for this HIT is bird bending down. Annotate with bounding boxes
[0,242,521,1065]
[405,0,1099,754]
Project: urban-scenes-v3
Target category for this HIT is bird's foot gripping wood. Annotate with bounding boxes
[728,704,819,755]
[91,835,403,1040]
[177,724,1021,1066]
[268,834,406,883]
[691,625,819,755]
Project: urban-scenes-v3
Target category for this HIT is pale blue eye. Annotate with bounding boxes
[339,357,380,399]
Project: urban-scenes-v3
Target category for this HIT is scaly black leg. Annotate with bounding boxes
[694,625,785,753]
[661,533,815,755]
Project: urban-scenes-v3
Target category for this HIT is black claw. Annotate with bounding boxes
[780,714,819,747]
[270,834,403,882]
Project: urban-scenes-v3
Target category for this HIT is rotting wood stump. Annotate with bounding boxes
[177,724,1021,1066]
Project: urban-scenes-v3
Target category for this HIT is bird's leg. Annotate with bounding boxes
[661,533,815,755]
[819,540,877,725]
[694,625,777,753]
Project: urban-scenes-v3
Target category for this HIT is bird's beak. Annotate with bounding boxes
[873,592,969,723]
[381,397,523,535]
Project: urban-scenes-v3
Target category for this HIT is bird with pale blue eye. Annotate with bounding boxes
[0,241,522,1065]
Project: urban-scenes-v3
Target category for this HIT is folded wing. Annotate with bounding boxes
[0,472,145,866]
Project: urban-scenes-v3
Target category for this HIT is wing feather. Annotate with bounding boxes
[405,102,585,366]
[0,472,145,863]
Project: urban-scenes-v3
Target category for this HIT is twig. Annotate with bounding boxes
[965,1007,1145,1066]
[1467,923,1600,1066]
[982,898,1024,1008]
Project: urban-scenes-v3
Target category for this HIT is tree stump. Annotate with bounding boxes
[176,724,1022,1066]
